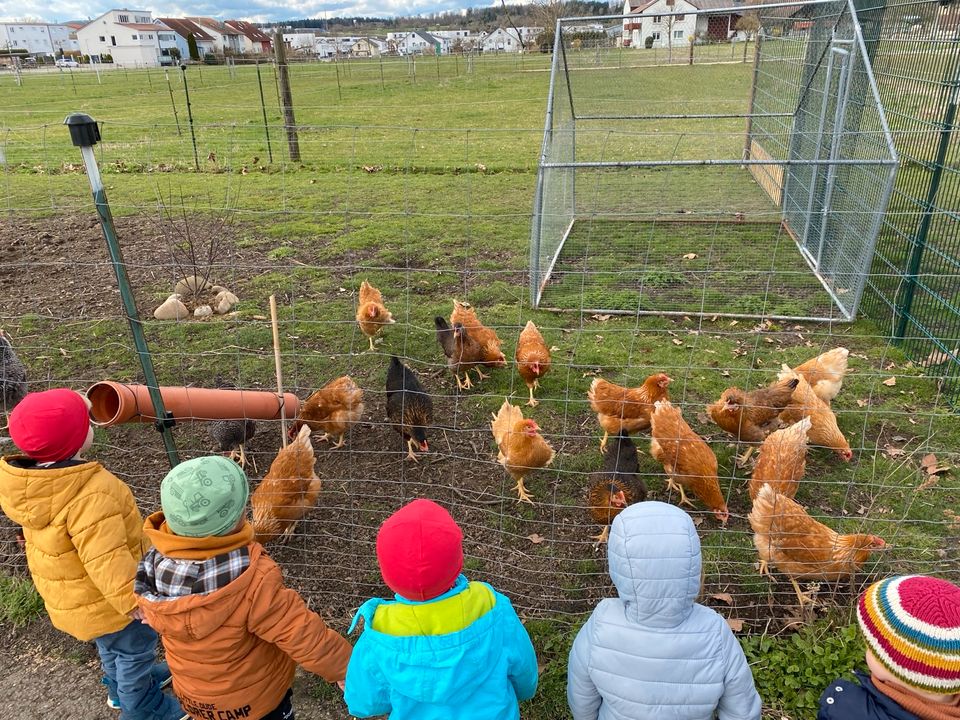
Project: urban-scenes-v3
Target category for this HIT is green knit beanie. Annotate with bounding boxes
[160,456,249,537]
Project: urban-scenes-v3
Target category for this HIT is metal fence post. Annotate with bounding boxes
[255,61,274,163]
[894,78,960,341]
[63,113,180,469]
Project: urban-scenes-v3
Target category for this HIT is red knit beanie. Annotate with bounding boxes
[8,389,91,464]
[376,499,464,602]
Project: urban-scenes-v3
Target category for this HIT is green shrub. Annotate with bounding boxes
[645,36,655,49]
[0,573,45,627]
[740,619,865,718]
[203,53,219,65]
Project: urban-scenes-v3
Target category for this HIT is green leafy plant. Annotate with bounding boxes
[740,620,864,719]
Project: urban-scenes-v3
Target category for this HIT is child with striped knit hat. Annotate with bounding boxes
[818,575,960,720]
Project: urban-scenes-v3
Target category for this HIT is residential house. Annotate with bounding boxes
[621,0,743,48]
[188,17,243,54]
[516,26,545,47]
[283,30,320,53]
[155,17,216,62]
[480,27,523,53]
[225,20,272,54]
[0,22,80,57]
[351,37,388,57]
[76,10,162,65]
[398,30,444,55]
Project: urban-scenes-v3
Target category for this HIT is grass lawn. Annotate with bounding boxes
[1,53,958,720]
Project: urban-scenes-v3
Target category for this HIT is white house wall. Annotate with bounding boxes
[624,0,699,48]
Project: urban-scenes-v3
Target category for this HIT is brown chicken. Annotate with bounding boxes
[289,376,365,449]
[793,347,849,404]
[587,433,647,543]
[450,300,506,380]
[749,417,811,501]
[749,483,886,607]
[707,376,799,444]
[435,317,484,390]
[588,373,672,452]
[778,367,852,461]
[491,399,555,504]
[516,321,551,407]
[649,400,728,525]
[252,425,322,544]
[357,280,396,352]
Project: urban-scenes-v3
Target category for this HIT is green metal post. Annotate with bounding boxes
[64,113,180,469]
[894,79,959,341]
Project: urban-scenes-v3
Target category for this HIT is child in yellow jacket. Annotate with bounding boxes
[0,389,184,720]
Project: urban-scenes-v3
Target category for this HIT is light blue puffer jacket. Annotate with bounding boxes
[567,502,762,720]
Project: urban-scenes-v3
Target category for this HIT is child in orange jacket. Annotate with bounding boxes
[135,455,352,720]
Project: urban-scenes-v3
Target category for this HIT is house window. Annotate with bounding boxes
[674,29,684,38]
[111,35,116,45]
[118,14,129,22]
[147,34,153,39]
[652,31,661,39]
[677,14,684,20]
[653,15,661,22]
[99,35,105,41]
[132,34,138,40]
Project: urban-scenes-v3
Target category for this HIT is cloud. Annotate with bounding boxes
[2,0,483,23]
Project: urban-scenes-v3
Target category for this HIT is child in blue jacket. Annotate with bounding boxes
[567,502,761,720]
[344,498,538,720]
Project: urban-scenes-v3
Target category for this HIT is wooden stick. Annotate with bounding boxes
[269,294,288,447]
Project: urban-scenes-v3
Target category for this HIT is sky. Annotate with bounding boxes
[0,0,516,25]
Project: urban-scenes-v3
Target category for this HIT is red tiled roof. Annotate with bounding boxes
[157,17,215,42]
[188,17,242,35]
[224,19,271,43]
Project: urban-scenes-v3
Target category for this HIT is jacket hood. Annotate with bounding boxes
[0,456,100,529]
[607,501,701,628]
[350,585,507,705]
[138,513,258,642]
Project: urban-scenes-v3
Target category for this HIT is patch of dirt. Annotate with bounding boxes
[0,615,345,719]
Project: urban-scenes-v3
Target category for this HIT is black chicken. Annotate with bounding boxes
[206,378,257,471]
[386,356,433,462]
[586,433,648,544]
[0,330,27,417]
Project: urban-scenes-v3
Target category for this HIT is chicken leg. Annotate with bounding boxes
[513,476,535,504]
[367,336,376,352]
[790,578,817,608]
[599,431,609,453]
[666,477,694,508]
[591,525,610,544]
[456,372,473,391]
[406,438,420,462]
[472,367,490,381]
[526,383,539,407]
[331,434,346,449]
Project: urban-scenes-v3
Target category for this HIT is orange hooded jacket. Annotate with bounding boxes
[136,512,352,719]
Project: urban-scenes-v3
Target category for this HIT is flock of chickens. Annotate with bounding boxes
[0,279,888,609]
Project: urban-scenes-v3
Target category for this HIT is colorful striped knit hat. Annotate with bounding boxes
[858,575,960,695]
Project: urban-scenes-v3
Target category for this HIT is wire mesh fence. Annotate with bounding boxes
[531,1,898,322]
[0,24,959,717]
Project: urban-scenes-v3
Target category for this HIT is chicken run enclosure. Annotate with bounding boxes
[1,8,960,714]
[531,0,898,322]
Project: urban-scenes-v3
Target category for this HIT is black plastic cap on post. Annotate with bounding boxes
[64,113,100,147]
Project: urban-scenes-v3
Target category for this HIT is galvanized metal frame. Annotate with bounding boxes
[531,0,899,322]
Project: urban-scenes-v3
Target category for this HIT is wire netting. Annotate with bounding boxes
[0,36,958,715]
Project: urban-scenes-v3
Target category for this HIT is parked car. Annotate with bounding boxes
[55,58,80,68]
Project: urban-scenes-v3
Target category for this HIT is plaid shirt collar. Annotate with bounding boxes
[136,546,250,601]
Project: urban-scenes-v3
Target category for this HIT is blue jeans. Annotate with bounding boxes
[94,619,183,720]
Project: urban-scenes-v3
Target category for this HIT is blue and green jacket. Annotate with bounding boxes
[344,574,539,719]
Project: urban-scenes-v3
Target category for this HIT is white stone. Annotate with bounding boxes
[214,290,239,315]
[194,305,214,318]
[175,274,212,296]
[153,295,189,321]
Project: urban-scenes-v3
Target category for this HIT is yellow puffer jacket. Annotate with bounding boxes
[0,456,148,641]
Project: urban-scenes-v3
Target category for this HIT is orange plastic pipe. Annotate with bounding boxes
[87,381,301,427]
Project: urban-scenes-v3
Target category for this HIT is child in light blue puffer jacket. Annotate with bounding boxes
[567,502,761,720]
